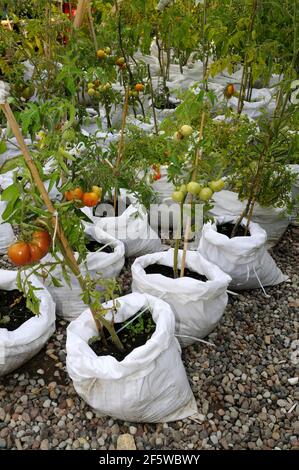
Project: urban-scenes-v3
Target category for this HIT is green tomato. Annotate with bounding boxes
[0,140,7,154]
[180,125,193,137]
[187,181,201,195]
[179,184,188,194]
[88,88,96,96]
[199,187,213,201]
[173,131,183,142]
[172,191,185,203]
[209,179,225,192]
[21,86,34,100]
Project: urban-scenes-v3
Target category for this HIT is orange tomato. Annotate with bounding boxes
[135,83,144,92]
[65,188,84,201]
[31,231,51,257]
[8,231,51,266]
[224,83,235,99]
[82,192,99,207]
[8,241,31,266]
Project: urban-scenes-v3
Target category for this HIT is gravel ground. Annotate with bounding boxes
[0,226,298,450]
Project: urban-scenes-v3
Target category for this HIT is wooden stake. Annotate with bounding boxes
[86,1,98,52]
[73,0,87,29]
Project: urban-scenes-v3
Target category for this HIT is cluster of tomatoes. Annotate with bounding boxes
[172,179,225,203]
[96,47,111,60]
[151,164,162,182]
[173,124,194,142]
[129,83,145,98]
[96,48,127,71]
[65,185,102,207]
[87,80,111,97]
[8,231,51,266]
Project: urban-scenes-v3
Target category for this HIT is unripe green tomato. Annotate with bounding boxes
[88,88,96,96]
[87,82,94,89]
[173,131,183,141]
[187,181,201,195]
[179,184,188,194]
[199,187,213,201]
[172,191,185,203]
[180,125,193,137]
[209,179,225,192]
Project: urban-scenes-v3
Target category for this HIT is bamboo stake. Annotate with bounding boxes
[86,1,98,52]
[73,0,87,29]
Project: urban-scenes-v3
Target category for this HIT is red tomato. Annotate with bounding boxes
[82,192,99,207]
[7,241,31,266]
[31,231,51,256]
[8,231,51,266]
[28,243,44,262]
[153,173,161,181]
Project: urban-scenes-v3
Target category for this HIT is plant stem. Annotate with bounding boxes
[147,64,158,135]
[114,87,130,211]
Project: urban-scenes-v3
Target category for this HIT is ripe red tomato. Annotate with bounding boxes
[82,192,99,207]
[31,231,51,257]
[8,231,51,266]
[7,241,31,266]
[28,243,44,263]
[153,173,161,181]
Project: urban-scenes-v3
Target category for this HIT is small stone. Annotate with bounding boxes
[129,426,137,435]
[256,438,263,448]
[0,408,5,421]
[86,411,93,420]
[43,399,51,408]
[0,438,6,449]
[117,434,136,450]
[40,439,49,450]
[210,434,218,445]
[288,378,298,386]
[264,336,271,345]
[37,369,44,375]
[224,395,235,405]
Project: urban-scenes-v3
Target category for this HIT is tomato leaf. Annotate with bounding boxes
[0,140,7,154]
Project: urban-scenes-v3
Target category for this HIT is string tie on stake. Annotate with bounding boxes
[52,210,59,251]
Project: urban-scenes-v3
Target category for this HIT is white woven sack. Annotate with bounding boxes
[198,216,287,291]
[66,292,197,422]
[131,249,231,347]
[0,270,55,376]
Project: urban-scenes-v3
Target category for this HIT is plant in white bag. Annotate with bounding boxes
[0,83,125,352]
[167,92,226,277]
